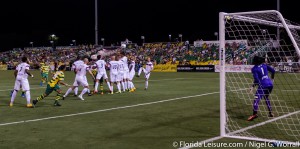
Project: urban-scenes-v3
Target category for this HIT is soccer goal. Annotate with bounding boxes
[219,10,300,145]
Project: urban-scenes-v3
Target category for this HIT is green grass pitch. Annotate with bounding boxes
[0,71,221,149]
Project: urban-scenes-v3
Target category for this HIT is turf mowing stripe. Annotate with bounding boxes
[0,91,219,127]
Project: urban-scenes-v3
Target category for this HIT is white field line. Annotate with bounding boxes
[0,77,216,92]
[0,92,219,127]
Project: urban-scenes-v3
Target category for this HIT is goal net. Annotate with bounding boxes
[219,10,300,144]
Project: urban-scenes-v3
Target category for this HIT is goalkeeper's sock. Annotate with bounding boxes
[252,110,258,115]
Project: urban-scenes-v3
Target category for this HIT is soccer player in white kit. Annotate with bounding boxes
[93,55,111,94]
[120,52,130,91]
[108,55,121,94]
[137,57,153,90]
[118,55,126,92]
[75,58,95,100]
[128,56,136,92]
[10,57,34,108]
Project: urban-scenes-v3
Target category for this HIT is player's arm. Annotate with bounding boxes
[129,64,133,72]
[267,65,275,80]
[88,70,95,80]
[249,70,259,93]
[25,68,34,78]
[14,70,18,78]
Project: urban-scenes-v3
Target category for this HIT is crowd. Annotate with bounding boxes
[0,40,283,70]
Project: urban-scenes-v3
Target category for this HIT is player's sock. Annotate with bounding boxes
[117,82,121,92]
[37,94,45,101]
[95,82,99,92]
[107,82,111,91]
[56,93,62,101]
[80,88,88,96]
[145,80,148,89]
[10,90,17,103]
[110,85,113,92]
[64,88,72,97]
[74,87,78,95]
[138,68,142,76]
[25,91,31,104]
[124,81,128,90]
[100,83,104,92]
[121,82,125,92]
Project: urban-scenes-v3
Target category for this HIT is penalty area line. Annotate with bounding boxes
[0,91,219,127]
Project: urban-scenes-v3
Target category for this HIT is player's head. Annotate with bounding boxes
[147,57,151,62]
[252,56,265,65]
[83,58,89,64]
[131,56,136,61]
[58,65,66,71]
[22,57,28,63]
[121,51,126,56]
[97,55,102,60]
[111,55,115,61]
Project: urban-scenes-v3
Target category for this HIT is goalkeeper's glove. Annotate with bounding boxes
[31,75,34,78]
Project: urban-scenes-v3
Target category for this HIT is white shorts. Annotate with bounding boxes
[110,73,118,82]
[73,76,89,87]
[118,72,124,82]
[123,71,129,79]
[14,76,30,91]
[96,72,108,80]
[129,71,135,80]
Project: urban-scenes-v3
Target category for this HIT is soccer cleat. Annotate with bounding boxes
[27,104,33,108]
[247,114,258,121]
[9,102,13,107]
[129,89,135,92]
[136,75,140,77]
[88,92,92,96]
[115,91,122,94]
[62,96,65,100]
[78,95,85,100]
[269,112,274,117]
[73,94,77,97]
[53,100,61,106]
[144,88,147,90]
[32,99,38,106]
[133,87,136,91]
[94,90,98,94]
[108,91,114,95]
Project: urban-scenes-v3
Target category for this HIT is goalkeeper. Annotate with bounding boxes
[248,56,275,121]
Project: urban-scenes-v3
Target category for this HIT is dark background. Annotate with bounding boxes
[0,0,298,51]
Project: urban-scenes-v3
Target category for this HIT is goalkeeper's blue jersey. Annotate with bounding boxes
[251,64,275,88]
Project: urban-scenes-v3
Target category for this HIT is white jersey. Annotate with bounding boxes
[72,60,84,70]
[145,61,153,72]
[109,61,119,75]
[129,61,135,73]
[94,60,107,73]
[118,60,125,73]
[76,64,91,77]
[121,56,129,71]
[16,62,30,79]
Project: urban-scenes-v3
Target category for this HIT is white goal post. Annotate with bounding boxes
[219,10,300,145]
